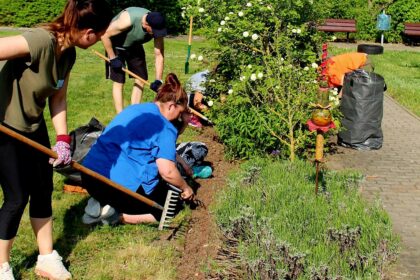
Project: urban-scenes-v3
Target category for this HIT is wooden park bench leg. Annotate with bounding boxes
[346,32,350,43]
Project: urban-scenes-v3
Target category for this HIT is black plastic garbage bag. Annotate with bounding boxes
[338,70,385,150]
[55,117,105,183]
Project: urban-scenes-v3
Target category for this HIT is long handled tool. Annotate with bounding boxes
[184,16,193,74]
[93,50,214,125]
[93,50,149,103]
[0,124,163,211]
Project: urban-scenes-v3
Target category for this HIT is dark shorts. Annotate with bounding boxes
[81,173,168,220]
[105,45,148,83]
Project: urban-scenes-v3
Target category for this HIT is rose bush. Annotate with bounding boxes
[180,0,340,160]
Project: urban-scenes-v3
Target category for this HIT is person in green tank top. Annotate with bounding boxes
[0,1,112,279]
[101,7,167,113]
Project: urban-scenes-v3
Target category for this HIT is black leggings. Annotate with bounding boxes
[81,173,168,220]
[0,122,53,240]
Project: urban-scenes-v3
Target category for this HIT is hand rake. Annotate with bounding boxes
[0,124,181,230]
[184,16,193,74]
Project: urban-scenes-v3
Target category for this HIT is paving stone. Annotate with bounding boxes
[326,95,420,278]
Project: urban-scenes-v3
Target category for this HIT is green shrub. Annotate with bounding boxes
[214,159,399,278]
[182,0,332,160]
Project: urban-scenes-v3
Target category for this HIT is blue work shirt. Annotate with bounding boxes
[83,103,177,194]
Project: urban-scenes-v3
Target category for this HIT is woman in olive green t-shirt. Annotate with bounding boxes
[0,1,112,279]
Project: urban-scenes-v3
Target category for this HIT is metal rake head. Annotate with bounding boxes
[158,186,182,230]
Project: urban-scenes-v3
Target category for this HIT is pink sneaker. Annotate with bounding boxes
[188,114,202,128]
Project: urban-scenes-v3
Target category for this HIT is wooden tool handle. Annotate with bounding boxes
[188,16,193,45]
[93,50,150,86]
[0,124,163,210]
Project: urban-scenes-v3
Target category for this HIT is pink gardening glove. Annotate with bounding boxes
[49,135,72,167]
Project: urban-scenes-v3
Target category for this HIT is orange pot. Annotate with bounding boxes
[311,108,332,127]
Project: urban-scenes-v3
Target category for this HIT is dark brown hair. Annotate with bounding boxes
[154,73,188,107]
[42,0,113,47]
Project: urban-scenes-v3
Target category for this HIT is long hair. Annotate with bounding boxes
[42,0,113,47]
[154,73,188,107]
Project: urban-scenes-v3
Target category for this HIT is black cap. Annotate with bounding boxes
[146,12,167,38]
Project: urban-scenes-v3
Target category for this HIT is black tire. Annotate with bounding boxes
[357,44,384,55]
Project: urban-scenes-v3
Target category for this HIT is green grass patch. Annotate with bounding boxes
[213,159,399,279]
[0,33,211,279]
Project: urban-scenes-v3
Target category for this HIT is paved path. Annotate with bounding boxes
[326,95,420,279]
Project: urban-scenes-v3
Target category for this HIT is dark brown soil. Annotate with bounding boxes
[175,126,238,280]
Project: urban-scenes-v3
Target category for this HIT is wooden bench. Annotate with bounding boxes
[403,23,420,44]
[317,19,357,43]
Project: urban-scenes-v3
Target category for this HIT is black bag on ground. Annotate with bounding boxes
[338,70,385,150]
[55,117,105,183]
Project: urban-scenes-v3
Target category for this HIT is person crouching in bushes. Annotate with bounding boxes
[81,73,194,225]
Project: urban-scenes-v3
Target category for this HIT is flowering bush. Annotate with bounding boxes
[181,0,330,160]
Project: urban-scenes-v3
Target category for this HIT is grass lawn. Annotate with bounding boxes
[0,31,211,279]
[0,30,414,279]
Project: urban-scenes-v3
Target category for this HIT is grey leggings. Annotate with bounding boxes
[0,122,53,240]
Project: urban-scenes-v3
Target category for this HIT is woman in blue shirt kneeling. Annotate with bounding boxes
[81,73,194,225]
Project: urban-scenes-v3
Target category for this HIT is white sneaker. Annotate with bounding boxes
[0,262,14,280]
[84,197,101,218]
[35,250,71,280]
[82,205,115,225]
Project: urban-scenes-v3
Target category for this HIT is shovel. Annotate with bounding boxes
[184,16,193,74]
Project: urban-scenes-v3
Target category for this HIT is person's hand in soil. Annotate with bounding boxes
[181,185,194,201]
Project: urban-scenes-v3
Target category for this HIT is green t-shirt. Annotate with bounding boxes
[111,7,153,48]
[0,28,76,132]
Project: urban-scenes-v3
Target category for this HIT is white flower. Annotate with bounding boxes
[297,28,301,34]
[181,12,185,18]
[246,2,252,7]
[229,12,234,15]
[257,72,263,79]
[243,31,249,37]
[198,7,205,13]
[247,64,252,68]
[251,34,259,40]
[250,73,257,81]
[238,11,244,17]
[228,89,233,94]
[311,62,318,68]
[198,55,203,61]
[267,5,272,10]
[217,27,222,32]
[331,36,337,41]
[225,16,230,21]
[304,66,309,71]
[332,88,339,95]
[220,20,226,25]
[190,53,196,59]
[292,29,297,33]
[207,100,214,106]
[313,80,318,84]
[240,76,246,81]
[209,79,215,83]
[280,57,284,61]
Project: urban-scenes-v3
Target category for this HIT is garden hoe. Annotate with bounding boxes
[92,50,215,126]
[0,124,180,230]
[184,16,193,74]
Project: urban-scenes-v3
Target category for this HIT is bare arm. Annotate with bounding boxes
[153,37,164,80]
[156,158,194,200]
[49,74,70,136]
[101,11,132,59]
[0,35,30,60]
